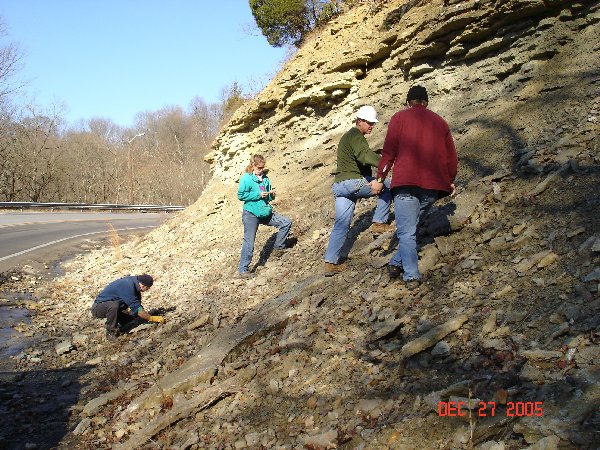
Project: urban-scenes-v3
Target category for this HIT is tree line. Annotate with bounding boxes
[0,93,242,206]
[0,19,246,206]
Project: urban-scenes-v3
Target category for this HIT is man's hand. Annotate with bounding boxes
[260,191,269,198]
[450,183,457,197]
[370,180,384,195]
[149,315,166,324]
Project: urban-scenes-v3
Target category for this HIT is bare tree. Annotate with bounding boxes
[12,105,63,201]
[0,18,26,101]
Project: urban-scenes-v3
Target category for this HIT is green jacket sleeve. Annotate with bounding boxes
[352,132,380,167]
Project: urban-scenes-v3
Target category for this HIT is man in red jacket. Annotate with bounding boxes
[371,85,457,288]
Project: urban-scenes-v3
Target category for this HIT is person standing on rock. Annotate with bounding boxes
[91,274,165,340]
[371,85,457,289]
[323,105,393,276]
[237,154,292,278]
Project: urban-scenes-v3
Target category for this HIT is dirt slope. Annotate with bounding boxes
[1,0,599,449]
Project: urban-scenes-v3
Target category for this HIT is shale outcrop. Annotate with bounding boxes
[1,0,599,449]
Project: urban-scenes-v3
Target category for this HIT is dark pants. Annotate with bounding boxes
[91,301,134,331]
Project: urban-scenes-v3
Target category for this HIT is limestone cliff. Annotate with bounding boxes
[3,0,599,448]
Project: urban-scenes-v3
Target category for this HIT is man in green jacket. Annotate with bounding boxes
[323,105,392,276]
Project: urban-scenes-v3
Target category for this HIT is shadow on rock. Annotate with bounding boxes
[0,365,91,449]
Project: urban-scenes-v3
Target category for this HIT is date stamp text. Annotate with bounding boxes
[438,401,544,417]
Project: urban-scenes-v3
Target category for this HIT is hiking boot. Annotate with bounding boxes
[238,271,256,279]
[105,328,121,341]
[405,279,421,290]
[324,262,347,277]
[387,264,403,280]
[271,248,286,257]
[371,222,395,234]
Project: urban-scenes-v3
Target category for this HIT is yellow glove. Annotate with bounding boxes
[149,315,166,324]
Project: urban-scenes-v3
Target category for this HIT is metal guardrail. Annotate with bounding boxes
[0,202,185,212]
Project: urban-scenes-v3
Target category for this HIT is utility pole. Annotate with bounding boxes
[126,132,145,205]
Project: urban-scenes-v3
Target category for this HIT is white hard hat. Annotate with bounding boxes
[356,105,378,123]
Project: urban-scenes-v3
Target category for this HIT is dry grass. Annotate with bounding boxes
[107,224,122,260]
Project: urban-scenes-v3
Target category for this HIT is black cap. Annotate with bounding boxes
[406,85,428,102]
[137,274,154,287]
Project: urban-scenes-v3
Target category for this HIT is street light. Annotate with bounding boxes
[127,132,145,145]
[126,132,145,205]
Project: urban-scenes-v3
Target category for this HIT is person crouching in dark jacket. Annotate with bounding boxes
[91,274,164,340]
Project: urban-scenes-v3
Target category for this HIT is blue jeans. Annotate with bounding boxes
[239,210,292,273]
[324,176,391,264]
[389,186,438,281]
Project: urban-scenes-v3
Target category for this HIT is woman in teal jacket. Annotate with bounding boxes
[237,154,292,277]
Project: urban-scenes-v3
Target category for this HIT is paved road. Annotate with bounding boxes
[0,211,170,273]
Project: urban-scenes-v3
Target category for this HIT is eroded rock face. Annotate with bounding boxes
[2,1,599,449]
[210,0,598,185]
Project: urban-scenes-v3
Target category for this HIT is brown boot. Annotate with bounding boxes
[371,222,395,234]
[324,262,347,276]
[405,279,421,290]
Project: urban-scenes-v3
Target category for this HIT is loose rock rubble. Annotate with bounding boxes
[1,0,599,448]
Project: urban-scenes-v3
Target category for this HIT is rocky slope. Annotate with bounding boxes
[1,0,599,448]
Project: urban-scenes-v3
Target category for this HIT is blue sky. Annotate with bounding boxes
[0,1,289,129]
